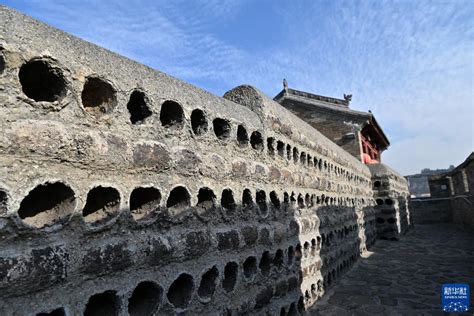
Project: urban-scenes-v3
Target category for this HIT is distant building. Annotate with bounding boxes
[429,153,473,199]
[406,165,455,198]
[409,152,474,227]
[275,87,389,164]
[421,166,455,175]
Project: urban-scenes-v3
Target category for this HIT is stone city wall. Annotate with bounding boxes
[368,164,411,240]
[408,198,453,224]
[0,6,382,316]
[450,158,474,227]
[409,154,473,228]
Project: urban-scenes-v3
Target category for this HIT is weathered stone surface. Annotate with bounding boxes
[231,160,248,177]
[310,224,474,315]
[241,226,259,246]
[0,6,409,316]
[258,227,272,246]
[216,230,240,251]
[255,285,274,309]
[274,279,288,297]
[0,246,68,297]
[184,230,211,257]
[146,236,173,265]
[132,141,170,169]
[81,243,132,276]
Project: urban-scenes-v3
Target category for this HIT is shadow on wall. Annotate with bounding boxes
[0,180,376,315]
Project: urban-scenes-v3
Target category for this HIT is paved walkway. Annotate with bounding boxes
[310,224,474,315]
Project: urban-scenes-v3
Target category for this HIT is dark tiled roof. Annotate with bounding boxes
[274,87,390,148]
[274,88,349,107]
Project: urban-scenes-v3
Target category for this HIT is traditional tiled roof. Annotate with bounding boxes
[274,88,350,107]
[274,87,390,148]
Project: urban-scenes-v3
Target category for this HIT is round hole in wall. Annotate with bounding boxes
[82,186,120,225]
[18,182,76,228]
[128,281,162,316]
[298,194,305,208]
[167,273,194,309]
[267,137,275,155]
[288,303,297,316]
[130,187,161,221]
[127,90,152,124]
[19,59,67,102]
[259,251,272,276]
[303,241,310,253]
[250,131,264,151]
[243,256,257,279]
[81,77,117,115]
[292,148,298,163]
[221,189,236,212]
[197,266,219,302]
[273,249,284,270]
[0,51,5,74]
[237,124,249,145]
[295,243,302,259]
[242,188,253,210]
[84,290,120,316]
[270,191,280,209]
[277,140,285,157]
[213,118,231,140]
[300,152,306,165]
[298,296,305,314]
[166,186,191,210]
[196,187,216,210]
[256,190,268,217]
[0,190,7,215]
[287,246,295,265]
[191,109,208,135]
[222,261,238,292]
[160,100,184,129]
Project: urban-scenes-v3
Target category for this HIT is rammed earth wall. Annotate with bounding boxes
[0,6,408,315]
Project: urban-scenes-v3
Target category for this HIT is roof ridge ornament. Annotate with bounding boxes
[283,78,288,92]
[343,93,352,103]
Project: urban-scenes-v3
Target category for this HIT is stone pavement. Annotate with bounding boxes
[310,224,474,315]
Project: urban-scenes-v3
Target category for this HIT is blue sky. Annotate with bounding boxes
[3,0,473,175]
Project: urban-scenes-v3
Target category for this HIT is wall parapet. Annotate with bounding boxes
[368,163,411,240]
[0,6,384,315]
